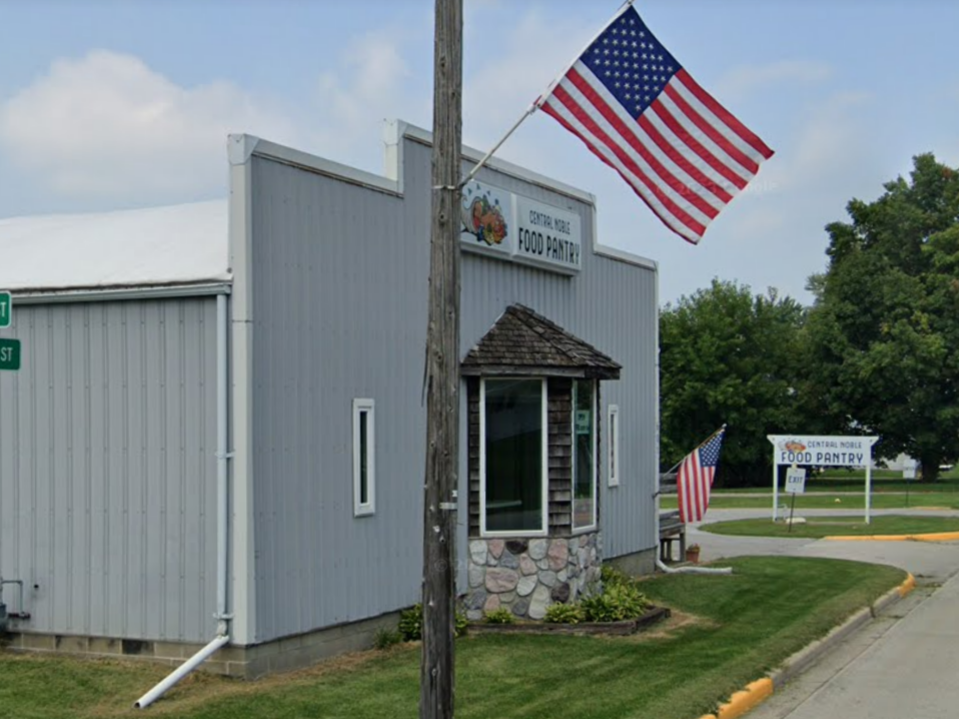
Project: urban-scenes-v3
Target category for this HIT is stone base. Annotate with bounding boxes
[606,546,657,577]
[2,610,402,679]
[466,532,603,621]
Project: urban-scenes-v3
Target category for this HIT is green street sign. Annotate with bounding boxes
[0,338,20,371]
[0,291,10,328]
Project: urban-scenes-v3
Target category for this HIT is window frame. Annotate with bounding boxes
[352,398,376,517]
[479,377,549,538]
[607,404,620,488]
[571,379,598,533]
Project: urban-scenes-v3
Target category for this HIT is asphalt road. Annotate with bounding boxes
[690,508,959,719]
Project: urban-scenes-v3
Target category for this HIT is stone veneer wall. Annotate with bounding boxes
[465,532,602,620]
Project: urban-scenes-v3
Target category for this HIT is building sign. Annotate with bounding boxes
[0,291,10,328]
[767,435,878,467]
[459,181,582,274]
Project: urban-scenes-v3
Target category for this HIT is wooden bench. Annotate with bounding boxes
[657,472,686,562]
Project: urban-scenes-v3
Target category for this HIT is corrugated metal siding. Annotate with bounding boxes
[246,137,655,641]
[0,299,218,642]
[248,155,430,642]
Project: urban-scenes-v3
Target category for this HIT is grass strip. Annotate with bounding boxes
[701,514,959,539]
[0,557,904,719]
[662,493,959,510]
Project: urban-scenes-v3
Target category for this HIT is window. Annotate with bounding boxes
[353,399,375,516]
[480,378,547,536]
[608,405,620,487]
[572,380,597,530]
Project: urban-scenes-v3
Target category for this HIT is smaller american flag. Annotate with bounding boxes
[676,428,725,523]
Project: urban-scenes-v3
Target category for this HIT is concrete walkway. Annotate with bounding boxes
[690,509,959,718]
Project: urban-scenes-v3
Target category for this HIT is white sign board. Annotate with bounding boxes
[459,181,582,274]
[767,434,879,524]
[768,435,878,467]
[785,467,807,494]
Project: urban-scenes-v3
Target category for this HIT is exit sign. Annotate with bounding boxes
[0,338,20,371]
[0,291,10,328]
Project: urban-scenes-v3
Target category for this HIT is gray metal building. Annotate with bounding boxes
[0,121,658,678]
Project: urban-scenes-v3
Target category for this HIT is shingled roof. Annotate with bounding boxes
[461,304,621,379]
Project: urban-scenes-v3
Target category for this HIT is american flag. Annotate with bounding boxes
[676,428,726,523]
[536,5,773,244]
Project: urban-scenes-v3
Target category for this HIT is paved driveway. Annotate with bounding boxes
[688,508,959,718]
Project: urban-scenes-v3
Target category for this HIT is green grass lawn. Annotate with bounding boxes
[662,492,959,511]
[701,514,959,539]
[0,557,905,719]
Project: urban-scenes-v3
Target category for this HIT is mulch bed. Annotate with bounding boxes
[467,605,671,636]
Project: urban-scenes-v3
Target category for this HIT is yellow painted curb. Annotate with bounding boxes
[698,678,774,719]
[898,573,916,597]
[824,531,959,542]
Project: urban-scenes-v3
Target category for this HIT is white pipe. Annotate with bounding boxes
[656,558,733,575]
[134,634,230,708]
[216,292,230,627]
[135,292,232,709]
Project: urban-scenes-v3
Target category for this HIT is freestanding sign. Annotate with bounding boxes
[0,338,20,371]
[768,434,879,523]
[0,291,11,328]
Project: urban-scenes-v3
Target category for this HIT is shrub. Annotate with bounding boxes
[484,608,515,625]
[600,564,641,589]
[373,628,403,650]
[581,582,650,623]
[398,604,469,641]
[543,602,587,624]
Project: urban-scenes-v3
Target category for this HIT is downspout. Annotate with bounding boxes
[135,291,232,708]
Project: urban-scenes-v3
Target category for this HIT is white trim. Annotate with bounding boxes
[479,378,549,538]
[353,399,376,517]
[572,380,598,533]
[608,404,620,488]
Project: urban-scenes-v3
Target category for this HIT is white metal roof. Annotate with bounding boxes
[0,200,229,293]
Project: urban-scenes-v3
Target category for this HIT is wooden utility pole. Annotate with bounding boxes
[421,0,462,718]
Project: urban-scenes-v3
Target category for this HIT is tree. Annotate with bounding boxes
[804,154,959,481]
[660,279,807,487]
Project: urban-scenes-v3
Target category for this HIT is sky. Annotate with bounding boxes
[1,0,958,306]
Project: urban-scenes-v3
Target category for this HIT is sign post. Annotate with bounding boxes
[0,291,11,328]
[767,435,879,523]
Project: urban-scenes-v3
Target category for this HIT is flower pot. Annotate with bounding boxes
[685,548,700,564]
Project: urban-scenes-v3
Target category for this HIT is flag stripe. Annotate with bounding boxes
[649,98,750,191]
[566,65,725,216]
[637,114,734,204]
[676,70,775,160]
[539,101,700,243]
[544,86,707,237]
[663,82,760,175]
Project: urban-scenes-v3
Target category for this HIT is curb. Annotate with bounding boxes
[824,531,959,542]
[698,573,915,719]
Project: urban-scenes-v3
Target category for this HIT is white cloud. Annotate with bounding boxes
[715,60,832,102]
[0,50,299,203]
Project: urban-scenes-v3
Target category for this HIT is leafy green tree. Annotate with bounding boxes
[804,154,959,481]
[660,280,807,487]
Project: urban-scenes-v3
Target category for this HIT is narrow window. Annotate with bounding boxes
[481,378,547,535]
[353,399,375,516]
[608,404,620,487]
[572,380,597,530]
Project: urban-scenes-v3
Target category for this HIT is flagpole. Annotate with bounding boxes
[457,0,637,188]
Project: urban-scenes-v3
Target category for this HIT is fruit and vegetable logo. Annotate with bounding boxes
[461,184,508,247]
[779,439,807,453]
